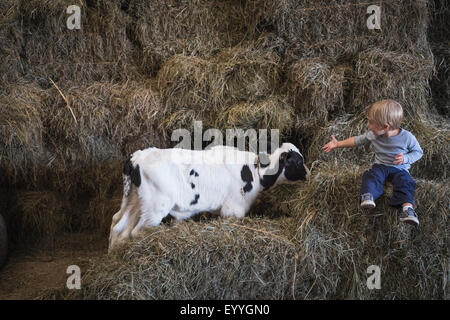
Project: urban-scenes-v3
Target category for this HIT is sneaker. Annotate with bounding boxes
[361,193,376,209]
[400,207,419,226]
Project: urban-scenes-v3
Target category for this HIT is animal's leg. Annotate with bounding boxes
[109,187,141,251]
[129,189,173,239]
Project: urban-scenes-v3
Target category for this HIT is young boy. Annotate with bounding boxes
[322,99,423,225]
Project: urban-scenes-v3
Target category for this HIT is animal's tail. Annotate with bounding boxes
[123,155,141,198]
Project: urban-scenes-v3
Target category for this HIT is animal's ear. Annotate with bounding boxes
[279,152,288,163]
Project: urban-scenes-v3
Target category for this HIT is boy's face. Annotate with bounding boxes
[367,118,388,136]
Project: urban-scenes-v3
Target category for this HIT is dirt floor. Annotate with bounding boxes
[0,232,107,300]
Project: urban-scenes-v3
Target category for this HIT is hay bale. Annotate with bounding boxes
[45,80,165,162]
[159,96,295,150]
[351,49,434,115]
[156,45,281,114]
[245,0,431,61]
[156,45,283,137]
[61,218,301,299]
[12,190,69,243]
[156,55,215,113]
[307,113,371,166]
[0,82,49,182]
[287,58,346,126]
[407,116,450,180]
[8,0,139,84]
[287,162,449,299]
[2,160,124,244]
[216,96,294,133]
[47,162,448,300]
[128,0,248,75]
[0,79,164,184]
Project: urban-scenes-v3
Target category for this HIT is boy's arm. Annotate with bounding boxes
[403,135,423,165]
[322,135,355,153]
[337,137,356,148]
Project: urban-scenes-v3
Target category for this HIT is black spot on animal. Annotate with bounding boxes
[260,153,286,190]
[190,169,199,177]
[190,194,200,205]
[123,156,141,187]
[241,165,253,193]
[190,182,195,189]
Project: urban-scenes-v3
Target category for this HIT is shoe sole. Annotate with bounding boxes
[361,201,376,209]
[400,217,419,226]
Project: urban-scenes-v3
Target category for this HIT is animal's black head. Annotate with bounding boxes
[279,149,307,181]
[259,143,309,190]
[275,142,308,182]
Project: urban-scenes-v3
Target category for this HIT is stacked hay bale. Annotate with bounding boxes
[2,0,139,85]
[287,58,348,145]
[244,0,431,60]
[156,43,294,143]
[47,162,449,299]
[0,0,162,242]
[127,0,248,75]
[0,0,448,299]
[0,82,48,180]
[0,80,165,242]
[351,49,433,115]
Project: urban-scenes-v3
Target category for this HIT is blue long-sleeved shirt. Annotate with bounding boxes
[354,128,423,171]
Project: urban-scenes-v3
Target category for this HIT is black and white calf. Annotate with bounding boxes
[109,143,310,250]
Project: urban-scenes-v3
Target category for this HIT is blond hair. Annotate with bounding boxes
[366,99,403,129]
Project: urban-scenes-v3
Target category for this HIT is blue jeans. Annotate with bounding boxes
[360,164,416,208]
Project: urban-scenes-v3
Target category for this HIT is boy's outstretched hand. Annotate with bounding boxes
[322,135,338,153]
[393,153,404,164]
